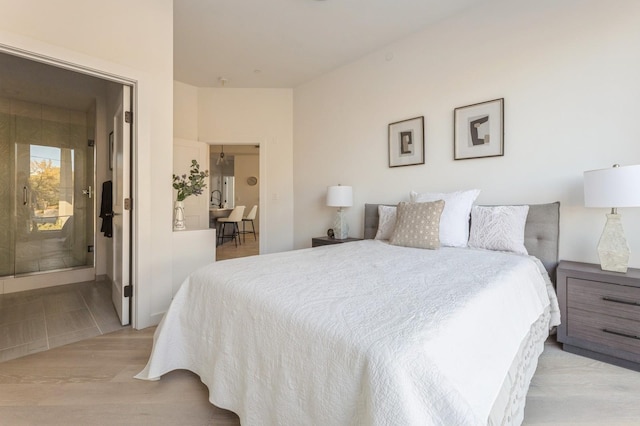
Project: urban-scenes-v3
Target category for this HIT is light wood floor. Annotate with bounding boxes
[216,232,259,261]
[524,339,640,425]
[0,327,240,426]
[0,279,126,363]
[1,331,639,425]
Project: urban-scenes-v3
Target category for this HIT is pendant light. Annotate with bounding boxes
[216,145,227,165]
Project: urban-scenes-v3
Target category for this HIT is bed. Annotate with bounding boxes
[137,200,561,426]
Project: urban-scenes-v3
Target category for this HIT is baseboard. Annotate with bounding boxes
[2,267,96,294]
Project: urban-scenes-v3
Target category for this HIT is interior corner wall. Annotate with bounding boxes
[196,88,294,254]
[174,81,199,140]
[234,154,260,233]
[293,0,640,267]
[0,0,175,329]
[173,137,210,230]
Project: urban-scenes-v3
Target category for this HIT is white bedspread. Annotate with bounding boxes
[136,240,559,425]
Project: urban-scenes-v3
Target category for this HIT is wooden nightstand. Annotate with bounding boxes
[557,260,640,371]
[311,237,363,247]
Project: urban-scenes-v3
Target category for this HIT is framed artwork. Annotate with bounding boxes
[388,116,425,168]
[108,131,114,171]
[454,98,504,160]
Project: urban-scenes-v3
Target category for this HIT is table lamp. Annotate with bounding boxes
[326,185,353,239]
[584,164,640,273]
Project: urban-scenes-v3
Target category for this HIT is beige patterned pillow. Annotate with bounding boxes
[389,200,444,249]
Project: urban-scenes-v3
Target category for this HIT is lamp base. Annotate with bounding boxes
[333,208,349,239]
[597,213,629,273]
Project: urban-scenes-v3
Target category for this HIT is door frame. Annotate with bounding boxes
[204,138,266,255]
[0,44,138,325]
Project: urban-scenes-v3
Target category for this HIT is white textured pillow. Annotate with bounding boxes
[409,189,480,247]
[468,205,530,255]
[375,205,397,240]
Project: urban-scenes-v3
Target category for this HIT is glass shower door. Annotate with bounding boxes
[0,102,14,277]
[13,106,94,275]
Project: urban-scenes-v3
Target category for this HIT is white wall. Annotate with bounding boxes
[196,88,294,253]
[234,154,260,233]
[293,0,640,267]
[174,81,198,140]
[0,0,175,328]
[171,228,216,296]
[173,138,210,230]
[174,82,213,229]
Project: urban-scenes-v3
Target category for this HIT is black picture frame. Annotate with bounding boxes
[454,98,504,160]
[388,116,425,168]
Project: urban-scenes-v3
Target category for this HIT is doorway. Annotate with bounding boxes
[0,49,133,352]
[209,144,260,260]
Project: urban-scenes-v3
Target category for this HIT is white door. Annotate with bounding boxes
[112,85,131,325]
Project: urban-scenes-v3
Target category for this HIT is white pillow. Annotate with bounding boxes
[468,205,529,255]
[375,205,397,240]
[409,189,480,247]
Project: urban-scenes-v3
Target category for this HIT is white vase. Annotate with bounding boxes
[173,200,186,231]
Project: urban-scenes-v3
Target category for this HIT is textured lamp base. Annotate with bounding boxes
[333,208,349,239]
[597,213,630,273]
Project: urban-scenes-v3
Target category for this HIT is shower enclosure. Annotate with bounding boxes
[0,98,94,277]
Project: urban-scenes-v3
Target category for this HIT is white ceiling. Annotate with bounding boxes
[174,0,488,88]
[0,1,489,111]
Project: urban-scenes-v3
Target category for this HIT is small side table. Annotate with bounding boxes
[311,236,363,247]
[557,260,640,371]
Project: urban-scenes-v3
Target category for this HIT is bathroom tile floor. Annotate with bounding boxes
[0,278,127,363]
[14,236,85,274]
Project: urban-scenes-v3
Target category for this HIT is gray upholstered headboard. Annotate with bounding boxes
[364,202,560,282]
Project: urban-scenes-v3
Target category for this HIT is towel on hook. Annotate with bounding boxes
[100,180,113,238]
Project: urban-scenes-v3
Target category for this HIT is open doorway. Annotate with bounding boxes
[209,144,260,261]
[0,49,134,361]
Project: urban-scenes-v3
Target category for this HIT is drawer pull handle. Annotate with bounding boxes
[602,296,640,307]
[603,329,640,340]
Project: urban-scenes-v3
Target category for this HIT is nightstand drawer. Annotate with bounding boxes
[557,261,640,371]
[567,278,640,321]
[568,308,640,361]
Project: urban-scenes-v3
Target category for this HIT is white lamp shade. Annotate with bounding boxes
[327,185,353,207]
[584,164,640,208]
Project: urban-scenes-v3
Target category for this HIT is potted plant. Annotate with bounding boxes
[172,159,209,230]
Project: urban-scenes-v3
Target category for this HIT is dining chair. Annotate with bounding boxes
[241,205,258,242]
[217,205,245,247]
